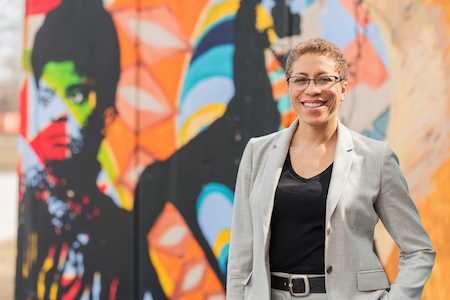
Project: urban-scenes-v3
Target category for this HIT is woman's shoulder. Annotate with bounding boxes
[247,126,291,150]
[347,127,389,156]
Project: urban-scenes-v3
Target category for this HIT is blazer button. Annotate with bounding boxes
[326,228,331,236]
[327,266,333,274]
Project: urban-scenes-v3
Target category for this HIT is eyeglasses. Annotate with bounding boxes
[286,75,344,90]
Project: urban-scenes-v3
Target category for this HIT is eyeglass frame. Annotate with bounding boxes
[286,75,345,90]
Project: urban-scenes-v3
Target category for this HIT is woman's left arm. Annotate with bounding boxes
[374,142,436,300]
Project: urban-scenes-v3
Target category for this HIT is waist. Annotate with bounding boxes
[271,272,326,296]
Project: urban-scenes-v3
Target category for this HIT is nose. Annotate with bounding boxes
[304,79,321,95]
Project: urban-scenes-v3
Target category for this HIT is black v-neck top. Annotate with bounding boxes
[269,153,333,274]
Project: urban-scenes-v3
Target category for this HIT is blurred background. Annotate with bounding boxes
[0,0,24,299]
[3,0,450,299]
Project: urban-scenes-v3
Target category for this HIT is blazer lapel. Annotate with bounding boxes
[325,120,355,224]
[261,119,299,249]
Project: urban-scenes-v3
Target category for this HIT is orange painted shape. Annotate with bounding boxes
[272,80,288,99]
[139,116,177,161]
[343,33,389,91]
[172,258,208,298]
[184,237,207,262]
[204,268,226,291]
[105,0,138,12]
[147,52,186,105]
[148,202,192,258]
[116,66,175,132]
[148,202,225,299]
[138,0,210,38]
[281,110,298,129]
[114,22,139,70]
[118,146,156,192]
[338,0,373,28]
[266,57,282,74]
[112,6,191,67]
[152,249,184,283]
[103,116,137,175]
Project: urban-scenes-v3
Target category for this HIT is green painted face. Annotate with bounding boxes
[41,60,97,127]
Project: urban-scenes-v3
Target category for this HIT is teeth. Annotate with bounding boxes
[303,102,324,108]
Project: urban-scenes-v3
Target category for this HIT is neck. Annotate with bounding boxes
[292,118,338,147]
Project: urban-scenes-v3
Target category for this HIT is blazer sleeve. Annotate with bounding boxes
[226,139,254,299]
[374,142,436,300]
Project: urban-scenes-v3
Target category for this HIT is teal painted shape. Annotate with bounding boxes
[362,108,390,141]
[277,94,292,114]
[180,45,234,105]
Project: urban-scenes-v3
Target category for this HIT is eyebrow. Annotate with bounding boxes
[292,71,329,77]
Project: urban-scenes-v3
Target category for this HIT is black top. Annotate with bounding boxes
[269,153,333,274]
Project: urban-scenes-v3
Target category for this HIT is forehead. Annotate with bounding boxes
[41,60,83,91]
[291,53,337,75]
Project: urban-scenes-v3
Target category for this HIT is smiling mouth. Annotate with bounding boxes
[303,102,325,108]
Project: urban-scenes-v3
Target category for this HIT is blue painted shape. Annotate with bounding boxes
[218,244,230,275]
[143,291,154,300]
[192,20,234,63]
[268,69,286,82]
[277,93,292,114]
[366,21,390,71]
[176,76,235,130]
[362,108,390,141]
[319,0,360,50]
[196,182,234,254]
[194,15,235,48]
[180,45,235,104]
[290,0,316,14]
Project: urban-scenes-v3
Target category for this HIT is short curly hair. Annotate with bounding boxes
[285,38,348,83]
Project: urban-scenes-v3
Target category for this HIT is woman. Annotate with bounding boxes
[226,38,435,300]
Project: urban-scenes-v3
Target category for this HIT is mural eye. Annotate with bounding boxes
[71,92,84,104]
[67,84,88,104]
[39,87,56,106]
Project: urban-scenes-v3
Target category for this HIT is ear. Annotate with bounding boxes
[340,81,347,98]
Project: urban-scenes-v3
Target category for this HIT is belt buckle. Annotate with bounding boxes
[288,275,310,297]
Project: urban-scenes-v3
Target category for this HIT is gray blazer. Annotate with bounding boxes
[226,119,435,300]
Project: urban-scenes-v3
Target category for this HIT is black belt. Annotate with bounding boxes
[271,274,326,296]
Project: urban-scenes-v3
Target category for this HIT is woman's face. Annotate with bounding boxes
[288,53,347,128]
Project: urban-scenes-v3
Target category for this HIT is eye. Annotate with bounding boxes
[293,77,309,84]
[39,87,56,106]
[66,84,89,104]
[316,76,333,84]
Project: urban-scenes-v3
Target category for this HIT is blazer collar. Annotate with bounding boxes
[262,118,355,248]
[272,118,354,151]
[326,120,354,224]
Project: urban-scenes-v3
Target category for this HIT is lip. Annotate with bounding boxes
[301,100,326,111]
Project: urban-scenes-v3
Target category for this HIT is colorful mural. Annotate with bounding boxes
[17,0,449,299]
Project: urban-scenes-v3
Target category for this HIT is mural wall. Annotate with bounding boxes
[17,0,449,299]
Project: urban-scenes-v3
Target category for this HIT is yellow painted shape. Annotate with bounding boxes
[115,183,134,211]
[38,252,55,300]
[49,282,58,300]
[255,4,277,44]
[194,1,240,41]
[179,103,227,147]
[212,229,230,258]
[149,248,174,297]
[88,90,97,111]
[22,232,38,279]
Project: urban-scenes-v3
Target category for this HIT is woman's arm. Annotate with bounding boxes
[375,142,436,300]
[226,140,254,299]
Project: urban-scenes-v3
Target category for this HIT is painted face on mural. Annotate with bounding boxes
[34,60,96,163]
